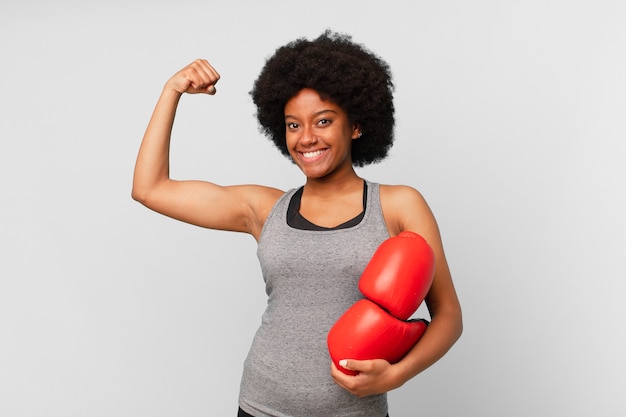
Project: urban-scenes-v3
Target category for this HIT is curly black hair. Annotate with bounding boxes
[251,30,395,167]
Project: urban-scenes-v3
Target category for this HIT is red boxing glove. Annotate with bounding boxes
[328,231,435,375]
[327,299,428,375]
[359,231,435,321]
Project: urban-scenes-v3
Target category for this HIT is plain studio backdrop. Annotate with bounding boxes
[1,1,624,416]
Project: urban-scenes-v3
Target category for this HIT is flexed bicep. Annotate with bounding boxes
[133,60,281,237]
[138,180,282,237]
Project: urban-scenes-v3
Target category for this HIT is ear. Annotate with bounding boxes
[352,124,363,140]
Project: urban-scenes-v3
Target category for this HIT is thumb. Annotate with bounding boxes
[339,359,359,371]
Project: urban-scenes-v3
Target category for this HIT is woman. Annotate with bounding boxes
[132,31,462,417]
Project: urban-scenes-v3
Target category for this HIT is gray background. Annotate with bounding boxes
[1,0,625,416]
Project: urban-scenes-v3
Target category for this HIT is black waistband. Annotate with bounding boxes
[238,407,388,417]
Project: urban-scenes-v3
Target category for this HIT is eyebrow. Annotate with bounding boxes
[284,109,338,120]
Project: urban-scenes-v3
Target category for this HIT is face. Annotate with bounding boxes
[284,88,360,180]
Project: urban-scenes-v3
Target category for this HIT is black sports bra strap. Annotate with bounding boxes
[287,181,367,231]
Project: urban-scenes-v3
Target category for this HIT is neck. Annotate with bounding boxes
[303,168,362,196]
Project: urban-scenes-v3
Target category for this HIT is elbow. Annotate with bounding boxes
[131,175,158,204]
[432,303,464,343]
[131,190,142,204]
[131,183,148,204]
[454,308,464,341]
[132,175,170,206]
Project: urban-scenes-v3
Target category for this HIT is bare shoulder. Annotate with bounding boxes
[247,184,285,217]
[379,184,428,205]
[141,180,285,240]
[379,184,437,237]
[237,184,285,239]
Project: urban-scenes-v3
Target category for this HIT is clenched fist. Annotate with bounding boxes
[166,59,220,95]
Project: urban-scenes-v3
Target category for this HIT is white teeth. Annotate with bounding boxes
[302,150,323,158]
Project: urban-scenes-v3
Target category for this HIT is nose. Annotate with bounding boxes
[300,126,318,147]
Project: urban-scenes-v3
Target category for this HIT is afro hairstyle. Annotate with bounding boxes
[250,30,395,167]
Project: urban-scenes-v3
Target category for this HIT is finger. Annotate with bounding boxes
[186,67,212,91]
[330,361,347,379]
[192,59,220,88]
[199,59,220,81]
[339,359,358,371]
[185,59,220,94]
[340,359,378,374]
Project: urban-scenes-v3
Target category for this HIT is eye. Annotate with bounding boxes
[317,118,332,126]
[286,122,299,130]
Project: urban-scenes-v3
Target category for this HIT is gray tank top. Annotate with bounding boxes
[239,181,390,417]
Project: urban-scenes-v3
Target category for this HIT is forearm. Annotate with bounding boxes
[393,307,463,386]
[329,307,462,397]
[132,87,182,202]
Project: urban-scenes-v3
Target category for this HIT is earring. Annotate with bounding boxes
[357,131,363,138]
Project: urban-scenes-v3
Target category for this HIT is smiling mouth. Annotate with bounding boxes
[301,149,325,159]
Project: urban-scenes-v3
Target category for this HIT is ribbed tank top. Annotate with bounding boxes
[239,181,391,417]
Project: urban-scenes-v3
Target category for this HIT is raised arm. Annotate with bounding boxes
[132,60,283,239]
